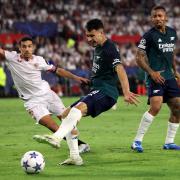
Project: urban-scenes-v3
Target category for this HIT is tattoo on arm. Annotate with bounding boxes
[136,49,153,75]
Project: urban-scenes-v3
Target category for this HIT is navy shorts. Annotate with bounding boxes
[70,90,117,117]
[148,78,180,104]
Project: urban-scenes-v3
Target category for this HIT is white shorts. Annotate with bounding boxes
[24,90,66,123]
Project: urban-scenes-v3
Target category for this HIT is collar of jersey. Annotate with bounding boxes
[19,54,34,62]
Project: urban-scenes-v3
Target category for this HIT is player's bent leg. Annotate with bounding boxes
[33,115,62,148]
[58,110,90,152]
[131,141,143,153]
[39,115,59,132]
[59,156,83,166]
[34,113,90,152]
[33,134,91,153]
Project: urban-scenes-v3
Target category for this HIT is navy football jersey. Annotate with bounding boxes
[137,26,177,85]
[91,39,122,100]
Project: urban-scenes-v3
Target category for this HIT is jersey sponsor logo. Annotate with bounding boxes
[158,38,162,42]
[153,90,160,94]
[158,43,175,52]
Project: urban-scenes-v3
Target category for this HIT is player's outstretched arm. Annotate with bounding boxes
[115,64,139,106]
[56,67,89,84]
[136,49,165,84]
[0,48,5,59]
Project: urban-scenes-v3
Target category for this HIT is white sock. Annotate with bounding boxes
[66,130,79,158]
[165,122,179,144]
[53,107,82,139]
[134,111,154,142]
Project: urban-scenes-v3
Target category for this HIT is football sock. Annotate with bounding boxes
[165,122,179,144]
[66,131,79,158]
[63,137,86,145]
[53,107,82,139]
[134,111,154,142]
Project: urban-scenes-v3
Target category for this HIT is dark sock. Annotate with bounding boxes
[78,139,86,145]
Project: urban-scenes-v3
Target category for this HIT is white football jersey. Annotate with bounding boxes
[5,50,55,100]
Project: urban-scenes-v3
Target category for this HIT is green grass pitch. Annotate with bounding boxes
[0,96,180,180]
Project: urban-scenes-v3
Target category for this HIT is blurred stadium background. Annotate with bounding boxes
[0,0,179,98]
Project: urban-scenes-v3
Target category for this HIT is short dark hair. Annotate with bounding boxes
[85,19,104,31]
[151,6,166,13]
[18,36,34,45]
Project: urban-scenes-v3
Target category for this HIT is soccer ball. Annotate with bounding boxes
[21,151,45,174]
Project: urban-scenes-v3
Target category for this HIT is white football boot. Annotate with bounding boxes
[33,134,61,148]
[59,156,83,166]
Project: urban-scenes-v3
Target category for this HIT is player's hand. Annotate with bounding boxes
[150,71,165,84]
[74,76,90,84]
[123,91,140,106]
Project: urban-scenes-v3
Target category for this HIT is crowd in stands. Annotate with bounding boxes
[0,0,179,97]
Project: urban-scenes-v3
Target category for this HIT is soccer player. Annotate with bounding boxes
[0,36,90,154]
[131,6,180,152]
[35,19,139,165]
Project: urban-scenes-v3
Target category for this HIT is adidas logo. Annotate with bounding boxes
[158,38,162,42]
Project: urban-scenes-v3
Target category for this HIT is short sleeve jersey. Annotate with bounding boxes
[137,26,177,84]
[5,51,55,100]
[91,39,122,100]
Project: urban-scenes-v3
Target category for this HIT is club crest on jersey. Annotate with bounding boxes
[33,63,39,68]
[170,37,175,41]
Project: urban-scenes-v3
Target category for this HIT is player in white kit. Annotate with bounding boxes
[0,36,90,153]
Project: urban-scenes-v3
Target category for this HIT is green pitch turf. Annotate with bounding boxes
[0,96,180,180]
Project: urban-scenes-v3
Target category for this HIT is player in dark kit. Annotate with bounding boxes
[131,6,180,152]
[35,18,139,165]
